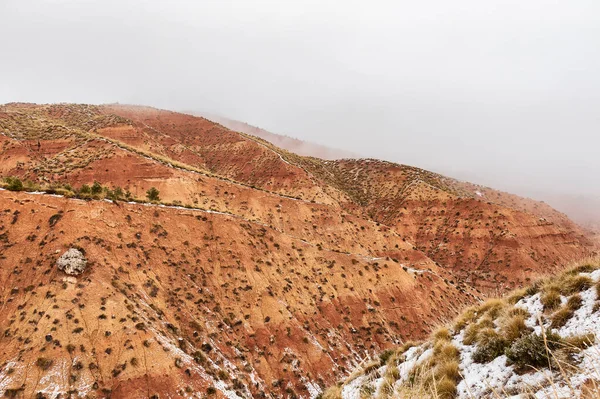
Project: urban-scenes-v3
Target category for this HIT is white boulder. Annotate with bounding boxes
[56,248,87,275]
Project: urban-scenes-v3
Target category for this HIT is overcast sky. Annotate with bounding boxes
[1,0,599,203]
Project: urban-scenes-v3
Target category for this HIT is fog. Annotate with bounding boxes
[1,0,598,225]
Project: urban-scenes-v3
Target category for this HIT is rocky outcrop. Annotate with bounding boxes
[56,248,87,275]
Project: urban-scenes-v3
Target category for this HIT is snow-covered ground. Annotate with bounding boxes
[337,267,600,399]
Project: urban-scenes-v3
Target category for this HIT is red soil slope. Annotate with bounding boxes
[0,103,595,398]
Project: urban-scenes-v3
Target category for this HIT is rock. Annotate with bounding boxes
[62,276,77,284]
[56,248,87,275]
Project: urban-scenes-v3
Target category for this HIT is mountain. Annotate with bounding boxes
[200,113,600,237]
[541,193,600,233]
[0,103,595,398]
[325,257,600,399]
[189,112,358,160]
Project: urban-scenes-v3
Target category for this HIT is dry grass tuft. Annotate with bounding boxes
[550,306,575,329]
[463,316,495,345]
[556,275,593,296]
[434,376,458,399]
[540,287,561,311]
[453,305,478,332]
[321,385,342,399]
[479,298,506,319]
[500,312,530,342]
[433,327,452,342]
[507,288,528,304]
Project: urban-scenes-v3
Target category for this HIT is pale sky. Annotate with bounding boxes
[1,0,599,205]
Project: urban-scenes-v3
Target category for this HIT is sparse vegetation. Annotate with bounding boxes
[326,258,600,398]
[505,330,561,369]
[0,103,595,399]
[35,357,54,371]
[146,187,160,202]
[4,176,23,191]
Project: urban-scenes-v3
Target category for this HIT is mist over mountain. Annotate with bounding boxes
[1,1,598,228]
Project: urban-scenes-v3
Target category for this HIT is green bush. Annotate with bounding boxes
[79,184,91,195]
[505,331,561,369]
[146,187,160,202]
[91,181,103,196]
[5,177,23,191]
[472,329,507,363]
[111,186,124,200]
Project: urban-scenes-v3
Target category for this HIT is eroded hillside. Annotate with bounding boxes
[0,190,475,398]
[0,102,596,398]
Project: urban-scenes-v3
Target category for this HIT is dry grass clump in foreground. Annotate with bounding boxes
[321,385,342,399]
[325,257,600,399]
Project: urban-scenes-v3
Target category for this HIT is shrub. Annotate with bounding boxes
[5,177,23,191]
[453,306,478,331]
[506,307,530,318]
[146,187,160,202]
[36,357,54,371]
[472,329,507,363]
[4,388,24,398]
[550,294,582,329]
[49,213,63,227]
[433,327,451,342]
[320,386,342,399]
[525,281,541,296]
[479,299,505,319]
[507,288,527,304]
[436,360,460,381]
[379,349,394,365]
[217,370,229,381]
[463,317,495,345]
[23,180,42,191]
[567,264,598,274]
[111,186,124,200]
[192,351,206,365]
[79,184,91,195]
[91,181,102,195]
[505,331,561,369]
[433,340,459,360]
[563,333,595,350]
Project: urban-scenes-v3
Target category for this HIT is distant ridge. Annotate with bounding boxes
[189,111,359,160]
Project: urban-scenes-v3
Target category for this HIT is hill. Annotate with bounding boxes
[0,102,595,398]
[324,257,600,399]
[189,112,358,160]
